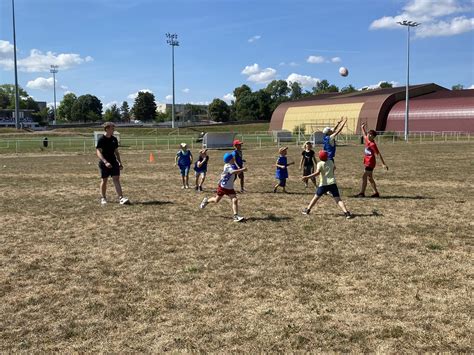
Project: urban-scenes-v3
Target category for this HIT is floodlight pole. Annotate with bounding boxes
[166,33,179,129]
[397,20,420,141]
[50,65,58,125]
[12,0,20,129]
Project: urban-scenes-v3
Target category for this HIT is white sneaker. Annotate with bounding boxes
[119,197,130,205]
[100,197,107,205]
[185,185,190,189]
[233,215,244,222]
[181,186,186,189]
[200,197,208,209]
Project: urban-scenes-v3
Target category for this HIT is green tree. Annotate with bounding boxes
[452,84,464,90]
[209,98,230,122]
[132,91,157,121]
[235,93,259,121]
[379,81,393,89]
[254,89,272,120]
[289,81,303,100]
[265,80,290,111]
[312,79,339,94]
[340,84,357,94]
[233,84,252,101]
[0,90,10,109]
[120,101,131,122]
[0,84,39,110]
[104,104,121,121]
[57,93,77,121]
[71,94,103,122]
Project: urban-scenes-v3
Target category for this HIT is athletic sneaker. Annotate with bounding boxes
[185,185,190,189]
[354,193,365,198]
[345,211,354,219]
[302,208,310,215]
[199,186,203,192]
[100,197,107,205]
[195,186,199,191]
[200,197,208,209]
[233,214,244,222]
[181,186,186,189]
[119,197,130,205]
[371,192,380,198]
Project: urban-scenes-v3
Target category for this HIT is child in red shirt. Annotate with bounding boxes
[355,123,388,197]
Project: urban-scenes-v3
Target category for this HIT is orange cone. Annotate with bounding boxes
[149,152,155,163]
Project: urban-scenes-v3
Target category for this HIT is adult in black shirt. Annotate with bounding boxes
[300,141,317,188]
[96,122,129,205]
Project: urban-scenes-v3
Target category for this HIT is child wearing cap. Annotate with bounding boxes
[232,139,246,193]
[175,143,193,189]
[200,152,247,222]
[194,148,209,191]
[300,141,317,188]
[273,146,295,193]
[302,150,353,219]
[355,123,388,198]
[322,117,347,161]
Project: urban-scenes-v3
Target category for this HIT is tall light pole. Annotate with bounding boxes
[166,33,179,129]
[50,65,58,125]
[11,0,20,129]
[397,20,420,141]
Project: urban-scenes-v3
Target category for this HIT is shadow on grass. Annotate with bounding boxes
[245,214,292,222]
[350,195,433,200]
[260,191,310,195]
[133,200,174,206]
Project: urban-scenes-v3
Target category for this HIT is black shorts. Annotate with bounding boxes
[316,184,340,198]
[365,166,374,172]
[278,178,286,187]
[99,161,120,178]
[303,165,314,176]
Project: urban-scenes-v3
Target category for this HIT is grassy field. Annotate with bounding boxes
[0,142,472,352]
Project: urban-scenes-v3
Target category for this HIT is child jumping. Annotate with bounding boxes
[194,148,209,191]
[300,141,317,188]
[274,146,295,193]
[200,152,247,222]
[175,143,193,189]
[355,123,388,198]
[302,150,353,219]
[322,116,347,161]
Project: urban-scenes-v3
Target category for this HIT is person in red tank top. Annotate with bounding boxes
[355,122,388,198]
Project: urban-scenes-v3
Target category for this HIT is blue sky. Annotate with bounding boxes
[1,0,473,110]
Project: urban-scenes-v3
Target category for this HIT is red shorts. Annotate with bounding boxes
[217,185,236,196]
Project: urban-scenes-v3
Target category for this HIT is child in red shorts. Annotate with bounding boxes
[199,152,247,222]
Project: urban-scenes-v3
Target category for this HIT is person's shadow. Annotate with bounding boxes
[133,200,174,206]
[350,195,433,200]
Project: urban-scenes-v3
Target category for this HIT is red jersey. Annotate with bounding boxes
[363,136,379,168]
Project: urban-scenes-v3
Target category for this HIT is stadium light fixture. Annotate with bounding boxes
[166,33,179,129]
[397,20,420,141]
[11,0,20,129]
[50,65,59,125]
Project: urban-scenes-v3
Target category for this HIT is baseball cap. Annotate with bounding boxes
[233,139,243,146]
[223,152,234,163]
[323,127,332,135]
[278,146,288,154]
[318,150,328,161]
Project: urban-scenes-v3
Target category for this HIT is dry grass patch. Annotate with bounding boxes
[0,143,473,352]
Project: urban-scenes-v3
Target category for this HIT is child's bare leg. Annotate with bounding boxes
[231,195,238,215]
[273,183,280,192]
[112,176,123,198]
[185,174,189,187]
[307,194,321,211]
[100,178,108,198]
[368,173,379,194]
[207,195,223,204]
[360,172,368,194]
[195,175,199,187]
[181,175,186,187]
[200,174,206,187]
[334,196,348,213]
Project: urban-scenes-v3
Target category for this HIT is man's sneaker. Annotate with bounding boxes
[100,197,107,205]
[119,197,130,205]
[199,186,203,192]
[371,192,380,198]
[233,214,244,222]
[200,197,208,209]
[302,208,310,215]
[345,211,354,219]
[181,186,186,189]
[354,192,365,198]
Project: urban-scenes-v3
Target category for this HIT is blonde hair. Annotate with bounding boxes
[103,121,115,131]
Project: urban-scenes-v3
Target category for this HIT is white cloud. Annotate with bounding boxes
[468,84,474,89]
[248,35,261,43]
[165,95,173,101]
[286,73,320,88]
[182,88,190,93]
[370,0,473,38]
[331,57,342,63]
[26,77,55,90]
[223,93,235,103]
[247,68,277,84]
[0,40,14,58]
[360,81,401,90]
[127,89,153,100]
[289,62,298,67]
[241,63,260,75]
[279,62,286,66]
[307,55,325,64]
[104,101,119,110]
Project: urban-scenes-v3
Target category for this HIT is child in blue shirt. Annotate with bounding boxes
[194,148,209,191]
[273,146,294,193]
[175,143,193,189]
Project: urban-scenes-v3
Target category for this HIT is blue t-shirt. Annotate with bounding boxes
[323,135,336,160]
[194,155,209,172]
[232,150,244,167]
[275,156,288,179]
[176,150,192,167]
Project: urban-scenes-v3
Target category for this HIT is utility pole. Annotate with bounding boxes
[12,0,20,129]
[50,65,59,125]
[166,33,179,129]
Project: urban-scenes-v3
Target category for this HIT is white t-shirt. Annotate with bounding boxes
[219,163,235,189]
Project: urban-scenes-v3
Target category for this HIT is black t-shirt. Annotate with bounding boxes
[301,149,315,167]
[96,135,119,165]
